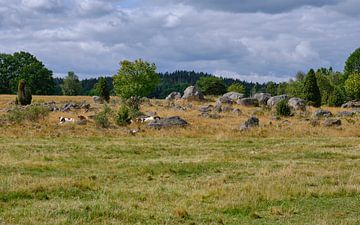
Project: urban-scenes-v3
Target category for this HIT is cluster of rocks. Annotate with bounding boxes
[166,86,205,101]
[148,116,188,129]
[240,117,259,131]
[61,102,91,112]
[341,100,360,108]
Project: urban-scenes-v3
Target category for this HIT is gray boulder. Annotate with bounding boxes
[199,105,213,113]
[182,86,204,101]
[288,98,306,111]
[267,95,288,107]
[222,105,234,112]
[313,109,332,118]
[341,100,360,108]
[166,92,182,100]
[213,102,222,113]
[222,92,244,101]
[337,111,355,117]
[93,96,104,104]
[148,116,188,129]
[237,98,259,107]
[253,93,272,105]
[240,117,259,131]
[323,118,341,127]
[200,112,222,119]
[232,108,242,115]
[217,96,233,104]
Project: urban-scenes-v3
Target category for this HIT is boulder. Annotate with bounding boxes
[337,111,355,117]
[288,98,306,111]
[213,102,222,113]
[217,96,233,104]
[341,100,360,108]
[222,105,234,112]
[253,93,272,105]
[166,92,182,100]
[61,102,81,112]
[267,95,288,107]
[93,96,104,104]
[313,109,332,118]
[199,105,214,113]
[148,116,188,129]
[232,108,242,115]
[323,118,341,127]
[200,112,222,119]
[222,92,244,101]
[237,98,259,107]
[240,117,259,131]
[182,86,204,101]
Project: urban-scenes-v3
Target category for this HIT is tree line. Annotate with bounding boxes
[1,48,360,107]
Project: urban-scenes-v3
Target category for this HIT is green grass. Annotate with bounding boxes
[0,136,359,224]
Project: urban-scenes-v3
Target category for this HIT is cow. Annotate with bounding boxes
[58,117,75,124]
[133,116,161,124]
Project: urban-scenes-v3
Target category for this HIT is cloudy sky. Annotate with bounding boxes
[0,0,359,82]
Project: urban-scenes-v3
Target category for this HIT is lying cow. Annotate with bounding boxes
[59,116,75,124]
[133,116,161,124]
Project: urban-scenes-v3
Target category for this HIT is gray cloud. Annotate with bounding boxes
[0,0,359,82]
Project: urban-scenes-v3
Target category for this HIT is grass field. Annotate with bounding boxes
[0,95,360,224]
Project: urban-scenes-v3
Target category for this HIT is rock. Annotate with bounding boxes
[341,100,360,108]
[200,112,222,119]
[182,86,204,101]
[288,98,306,111]
[237,98,259,107]
[213,103,222,113]
[240,117,259,131]
[232,108,242,115]
[217,96,234,104]
[313,109,332,118]
[148,116,188,129]
[222,92,244,101]
[61,102,81,112]
[146,111,157,116]
[337,111,355,117]
[267,95,288,107]
[222,105,234,112]
[166,92,182,100]
[93,96,104,104]
[199,105,214,113]
[323,118,341,127]
[253,93,272,105]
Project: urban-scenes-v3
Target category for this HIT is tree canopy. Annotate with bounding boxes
[303,69,321,107]
[113,59,160,99]
[61,72,82,96]
[196,76,227,95]
[344,48,360,79]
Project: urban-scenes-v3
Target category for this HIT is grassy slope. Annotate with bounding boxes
[0,136,359,224]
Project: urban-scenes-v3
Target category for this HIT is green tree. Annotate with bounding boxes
[0,52,54,94]
[95,77,110,103]
[266,81,277,96]
[286,80,303,98]
[345,72,360,100]
[16,79,32,105]
[303,69,321,107]
[227,83,245,93]
[276,99,291,117]
[328,86,345,107]
[113,59,159,99]
[61,72,82,96]
[315,71,334,105]
[344,48,360,79]
[196,76,227,95]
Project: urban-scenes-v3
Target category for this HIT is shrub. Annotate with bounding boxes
[17,79,32,105]
[328,86,345,107]
[276,100,291,117]
[94,104,112,128]
[123,96,143,118]
[7,105,49,123]
[196,76,227,95]
[344,72,360,100]
[116,105,131,126]
[227,83,245,93]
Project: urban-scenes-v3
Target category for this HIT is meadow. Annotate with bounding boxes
[0,95,359,224]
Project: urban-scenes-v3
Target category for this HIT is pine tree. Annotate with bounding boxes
[303,69,321,107]
[95,77,110,103]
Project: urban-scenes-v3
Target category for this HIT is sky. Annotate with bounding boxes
[0,0,359,82]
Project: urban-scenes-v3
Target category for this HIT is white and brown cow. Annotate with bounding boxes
[58,116,75,124]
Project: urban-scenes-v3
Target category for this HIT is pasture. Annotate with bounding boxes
[0,95,360,224]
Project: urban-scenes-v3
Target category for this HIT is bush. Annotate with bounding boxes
[227,83,245,93]
[7,105,49,123]
[116,105,131,126]
[196,76,227,95]
[328,86,345,107]
[123,96,143,118]
[94,104,112,128]
[344,72,360,100]
[276,100,291,117]
[17,79,32,105]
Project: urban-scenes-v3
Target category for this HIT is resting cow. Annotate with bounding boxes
[133,116,161,124]
[58,117,75,124]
